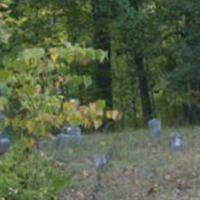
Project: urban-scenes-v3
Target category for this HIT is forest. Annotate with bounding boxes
[0,0,200,199]
[1,0,199,129]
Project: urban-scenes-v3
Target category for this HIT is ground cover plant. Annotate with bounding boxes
[0,141,70,200]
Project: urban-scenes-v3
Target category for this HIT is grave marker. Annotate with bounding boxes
[94,154,107,171]
[0,135,10,154]
[148,118,162,138]
[56,125,82,150]
[169,132,184,151]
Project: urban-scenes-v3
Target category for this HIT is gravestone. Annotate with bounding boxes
[61,124,81,136]
[55,125,82,150]
[148,118,162,138]
[0,135,10,155]
[94,154,107,171]
[0,113,5,123]
[169,132,184,151]
[69,98,80,110]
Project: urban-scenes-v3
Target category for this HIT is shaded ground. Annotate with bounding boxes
[41,126,200,200]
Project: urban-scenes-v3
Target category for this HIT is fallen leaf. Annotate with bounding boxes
[76,191,85,199]
[147,184,158,195]
[83,170,90,177]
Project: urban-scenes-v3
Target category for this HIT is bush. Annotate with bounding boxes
[0,141,70,200]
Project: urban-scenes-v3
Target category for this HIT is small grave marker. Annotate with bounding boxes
[56,125,82,150]
[148,118,162,138]
[0,113,5,123]
[169,132,184,151]
[94,154,107,171]
[0,135,10,155]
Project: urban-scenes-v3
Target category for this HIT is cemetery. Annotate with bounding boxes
[0,1,200,199]
[1,117,200,199]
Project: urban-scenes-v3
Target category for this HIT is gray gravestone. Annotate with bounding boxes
[94,154,107,171]
[0,113,5,123]
[148,118,162,138]
[56,125,82,150]
[169,132,184,151]
[61,124,81,136]
[0,135,10,154]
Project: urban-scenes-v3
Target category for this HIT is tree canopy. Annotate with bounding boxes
[0,0,200,136]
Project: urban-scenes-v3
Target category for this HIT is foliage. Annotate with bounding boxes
[110,0,200,125]
[1,0,200,129]
[0,141,70,200]
[0,43,115,136]
[0,2,121,138]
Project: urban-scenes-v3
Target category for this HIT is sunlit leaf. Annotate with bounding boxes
[0,70,11,81]
[83,76,92,88]
[96,100,106,111]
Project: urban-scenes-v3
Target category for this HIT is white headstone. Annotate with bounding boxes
[169,132,184,151]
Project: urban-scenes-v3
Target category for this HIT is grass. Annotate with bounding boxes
[41,126,200,200]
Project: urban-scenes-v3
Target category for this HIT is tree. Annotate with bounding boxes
[112,0,158,123]
[0,1,121,142]
[91,0,112,107]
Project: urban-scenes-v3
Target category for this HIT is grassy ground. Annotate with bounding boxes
[42,126,200,200]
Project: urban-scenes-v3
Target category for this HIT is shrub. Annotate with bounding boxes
[0,141,70,200]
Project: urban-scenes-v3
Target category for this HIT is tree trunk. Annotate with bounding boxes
[134,54,153,122]
[92,0,112,108]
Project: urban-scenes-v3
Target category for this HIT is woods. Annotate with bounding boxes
[0,0,200,130]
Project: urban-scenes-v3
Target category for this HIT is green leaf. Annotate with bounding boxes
[94,118,103,129]
[0,70,11,82]
[0,24,11,44]
[0,97,8,110]
[83,76,92,88]
[18,48,45,63]
[65,48,75,64]
[86,48,96,60]
[96,100,106,111]
[74,46,86,61]
[95,49,106,63]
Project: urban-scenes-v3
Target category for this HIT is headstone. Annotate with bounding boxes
[55,125,82,150]
[0,135,10,154]
[61,124,81,136]
[94,154,107,171]
[101,121,114,134]
[0,113,5,123]
[0,84,5,96]
[34,138,43,150]
[169,132,184,151]
[55,88,62,95]
[148,118,162,138]
[69,98,80,110]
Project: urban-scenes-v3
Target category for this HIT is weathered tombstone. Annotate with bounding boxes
[101,121,115,134]
[0,113,5,123]
[0,84,5,96]
[55,125,82,150]
[34,138,43,150]
[169,132,184,151]
[94,154,107,171]
[69,98,80,110]
[148,118,162,138]
[0,135,10,155]
[61,124,81,136]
